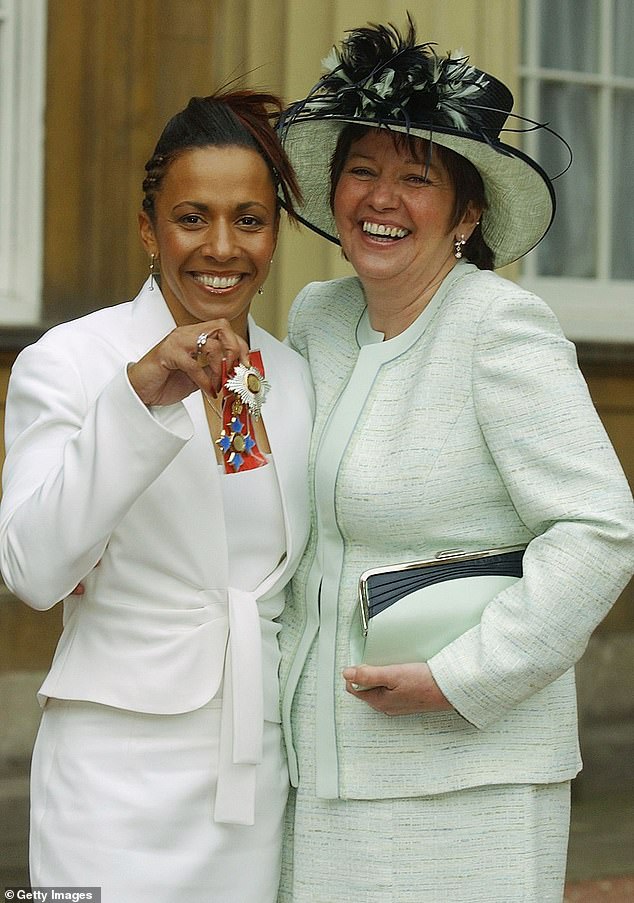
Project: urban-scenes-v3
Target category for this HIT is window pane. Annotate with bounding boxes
[614,0,634,77]
[539,0,598,73]
[611,90,634,278]
[534,84,597,277]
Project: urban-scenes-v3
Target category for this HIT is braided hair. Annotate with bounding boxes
[142,91,302,222]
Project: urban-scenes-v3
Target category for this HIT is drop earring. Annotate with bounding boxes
[149,253,157,291]
[454,235,466,259]
[258,258,274,295]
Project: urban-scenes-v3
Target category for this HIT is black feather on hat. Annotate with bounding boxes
[277,15,570,268]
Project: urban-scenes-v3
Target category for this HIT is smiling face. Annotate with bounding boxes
[139,145,278,338]
[333,129,477,302]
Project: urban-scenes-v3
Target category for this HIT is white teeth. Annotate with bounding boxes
[194,273,241,288]
[362,222,409,239]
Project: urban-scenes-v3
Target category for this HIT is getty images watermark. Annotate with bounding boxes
[4,891,100,902]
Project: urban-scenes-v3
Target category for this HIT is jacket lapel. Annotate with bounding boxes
[129,278,179,358]
[129,279,223,462]
[125,289,308,599]
[248,320,309,597]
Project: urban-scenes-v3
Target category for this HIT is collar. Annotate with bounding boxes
[355,262,476,359]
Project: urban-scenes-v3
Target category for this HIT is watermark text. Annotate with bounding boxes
[4,889,101,902]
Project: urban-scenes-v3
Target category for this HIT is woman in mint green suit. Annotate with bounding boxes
[275,19,634,902]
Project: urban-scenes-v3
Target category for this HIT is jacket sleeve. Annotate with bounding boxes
[0,337,193,610]
[429,288,634,729]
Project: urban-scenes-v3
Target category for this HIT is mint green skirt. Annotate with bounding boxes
[279,779,570,903]
[279,646,570,903]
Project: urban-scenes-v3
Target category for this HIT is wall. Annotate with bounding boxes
[43,0,219,322]
[40,0,522,333]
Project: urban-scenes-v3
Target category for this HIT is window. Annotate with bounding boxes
[519,0,634,342]
[0,0,47,324]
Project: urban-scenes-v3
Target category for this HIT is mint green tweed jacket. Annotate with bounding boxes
[279,263,634,800]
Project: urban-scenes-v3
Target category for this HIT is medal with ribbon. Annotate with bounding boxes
[215,350,270,473]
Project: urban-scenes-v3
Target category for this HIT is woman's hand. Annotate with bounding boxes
[127,319,250,407]
[342,662,453,715]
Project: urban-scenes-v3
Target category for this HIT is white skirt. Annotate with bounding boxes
[30,698,288,903]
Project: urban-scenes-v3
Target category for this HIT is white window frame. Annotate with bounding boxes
[518,0,634,343]
[0,0,47,325]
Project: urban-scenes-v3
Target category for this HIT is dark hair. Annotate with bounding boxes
[142,90,302,222]
[329,124,494,270]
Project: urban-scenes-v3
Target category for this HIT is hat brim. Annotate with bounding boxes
[280,117,555,269]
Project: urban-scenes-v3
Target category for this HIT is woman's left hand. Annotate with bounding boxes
[342,663,453,715]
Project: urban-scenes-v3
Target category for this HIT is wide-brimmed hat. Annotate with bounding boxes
[277,18,568,268]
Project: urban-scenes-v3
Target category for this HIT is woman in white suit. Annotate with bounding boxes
[274,20,634,903]
[0,91,313,902]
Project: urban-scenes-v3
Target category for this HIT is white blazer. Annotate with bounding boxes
[0,279,314,823]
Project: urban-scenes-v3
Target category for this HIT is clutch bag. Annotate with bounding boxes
[350,546,525,666]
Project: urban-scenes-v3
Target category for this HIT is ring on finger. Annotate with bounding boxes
[194,332,210,366]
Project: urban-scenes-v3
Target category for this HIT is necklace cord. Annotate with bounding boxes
[202,391,223,419]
